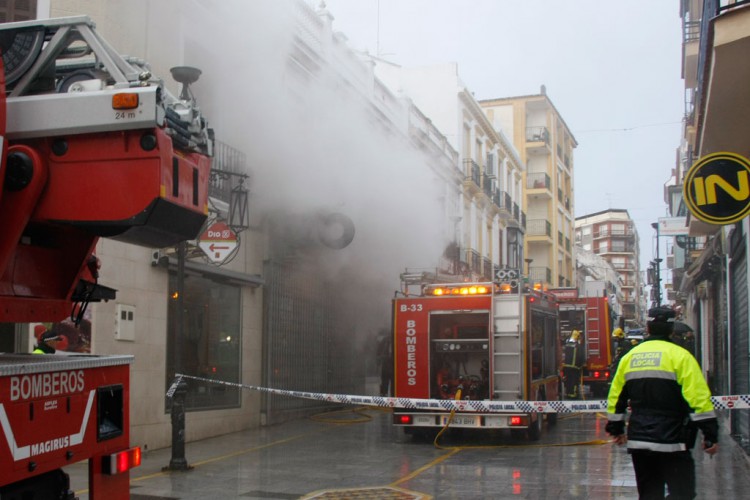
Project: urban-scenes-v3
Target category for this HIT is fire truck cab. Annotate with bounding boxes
[392,272,561,440]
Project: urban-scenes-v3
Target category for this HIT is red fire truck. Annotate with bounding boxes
[391,272,561,440]
[1,17,212,498]
[549,288,613,398]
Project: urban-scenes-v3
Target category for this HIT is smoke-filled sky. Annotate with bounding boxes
[319,0,684,286]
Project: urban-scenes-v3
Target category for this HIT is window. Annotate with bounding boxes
[166,273,242,411]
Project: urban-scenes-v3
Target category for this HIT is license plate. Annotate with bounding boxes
[441,415,479,427]
[414,415,434,426]
[483,416,504,428]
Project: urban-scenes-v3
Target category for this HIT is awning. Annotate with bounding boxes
[161,256,264,288]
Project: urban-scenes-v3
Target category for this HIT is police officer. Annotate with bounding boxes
[606,306,719,499]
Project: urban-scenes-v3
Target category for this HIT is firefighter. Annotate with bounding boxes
[611,326,624,355]
[562,327,585,399]
[606,306,719,499]
[33,329,63,354]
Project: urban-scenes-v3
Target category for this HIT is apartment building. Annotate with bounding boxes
[575,209,643,327]
[373,63,526,279]
[480,89,576,288]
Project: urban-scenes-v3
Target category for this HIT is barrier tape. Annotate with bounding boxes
[168,374,750,413]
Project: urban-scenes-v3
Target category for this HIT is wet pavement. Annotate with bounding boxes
[67,408,750,499]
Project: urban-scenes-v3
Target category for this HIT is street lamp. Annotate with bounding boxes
[651,222,662,307]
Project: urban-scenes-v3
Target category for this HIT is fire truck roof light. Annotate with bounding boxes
[112,93,139,109]
[425,284,491,296]
[103,446,141,475]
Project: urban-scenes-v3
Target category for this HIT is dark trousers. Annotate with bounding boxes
[562,366,581,398]
[631,450,695,499]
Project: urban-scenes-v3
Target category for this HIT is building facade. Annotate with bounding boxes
[480,90,577,289]
[371,62,526,279]
[668,0,750,453]
[575,209,644,328]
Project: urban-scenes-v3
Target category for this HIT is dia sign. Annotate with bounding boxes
[198,221,237,263]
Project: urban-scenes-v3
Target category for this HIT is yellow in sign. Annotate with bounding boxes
[683,152,750,225]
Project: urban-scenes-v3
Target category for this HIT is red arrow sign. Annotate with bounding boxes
[198,221,237,263]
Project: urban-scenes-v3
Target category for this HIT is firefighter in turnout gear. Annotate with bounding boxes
[562,327,585,399]
[606,306,719,499]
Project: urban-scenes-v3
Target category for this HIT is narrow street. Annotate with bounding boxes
[67,406,750,499]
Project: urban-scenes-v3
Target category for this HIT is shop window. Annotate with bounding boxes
[165,273,241,411]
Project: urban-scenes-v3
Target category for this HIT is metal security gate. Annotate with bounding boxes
[729,231,749,453]
[262,258,362,424]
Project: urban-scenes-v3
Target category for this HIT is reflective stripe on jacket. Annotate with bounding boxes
[607,338,716,452]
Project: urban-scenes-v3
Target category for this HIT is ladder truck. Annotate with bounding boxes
[0,16,212,499]
[391,270,561,440]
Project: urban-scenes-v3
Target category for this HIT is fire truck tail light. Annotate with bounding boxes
[594,371,601,378]
[508,415,529,427]
[112,92,139,109]
[102,447,141,475]
[395,414,413,425]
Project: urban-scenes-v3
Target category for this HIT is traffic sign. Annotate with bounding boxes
[198,221,237,263]
[683,152,750,225]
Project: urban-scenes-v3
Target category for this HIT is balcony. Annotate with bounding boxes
[465,248,482,274]
[525,126,550,155]
[529,266,552,284]
[526,172,551,192]
[526,126,550,144]
[495,190,513,219]
[463,158,482,195]
[526,219,552,238]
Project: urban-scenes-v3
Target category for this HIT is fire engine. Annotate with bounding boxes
[550,288,613,398]
[391,271,561,440]
[0,16,212,498]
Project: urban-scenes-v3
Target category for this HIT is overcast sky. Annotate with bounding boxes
[319,0,683,280]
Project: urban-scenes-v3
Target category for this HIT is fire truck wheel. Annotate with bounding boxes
[527,414,542,441]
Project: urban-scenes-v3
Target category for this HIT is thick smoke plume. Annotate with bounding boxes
[152,1,449,339]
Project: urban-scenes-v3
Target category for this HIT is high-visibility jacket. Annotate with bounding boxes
[607,337,718,452]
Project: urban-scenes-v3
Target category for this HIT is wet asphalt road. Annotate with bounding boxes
[66,405,750,499]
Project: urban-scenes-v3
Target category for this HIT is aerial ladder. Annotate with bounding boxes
[0,16,212,499]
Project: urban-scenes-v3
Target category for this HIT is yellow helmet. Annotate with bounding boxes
[571,330,580,341]
[612,327,624,338]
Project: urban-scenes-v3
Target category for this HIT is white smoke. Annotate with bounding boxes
[150,0,450,336]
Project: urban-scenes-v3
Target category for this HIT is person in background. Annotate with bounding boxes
[376,331,393,397]
[33,329,63,354]
[606,306,719,499]
[562,327,585,399]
